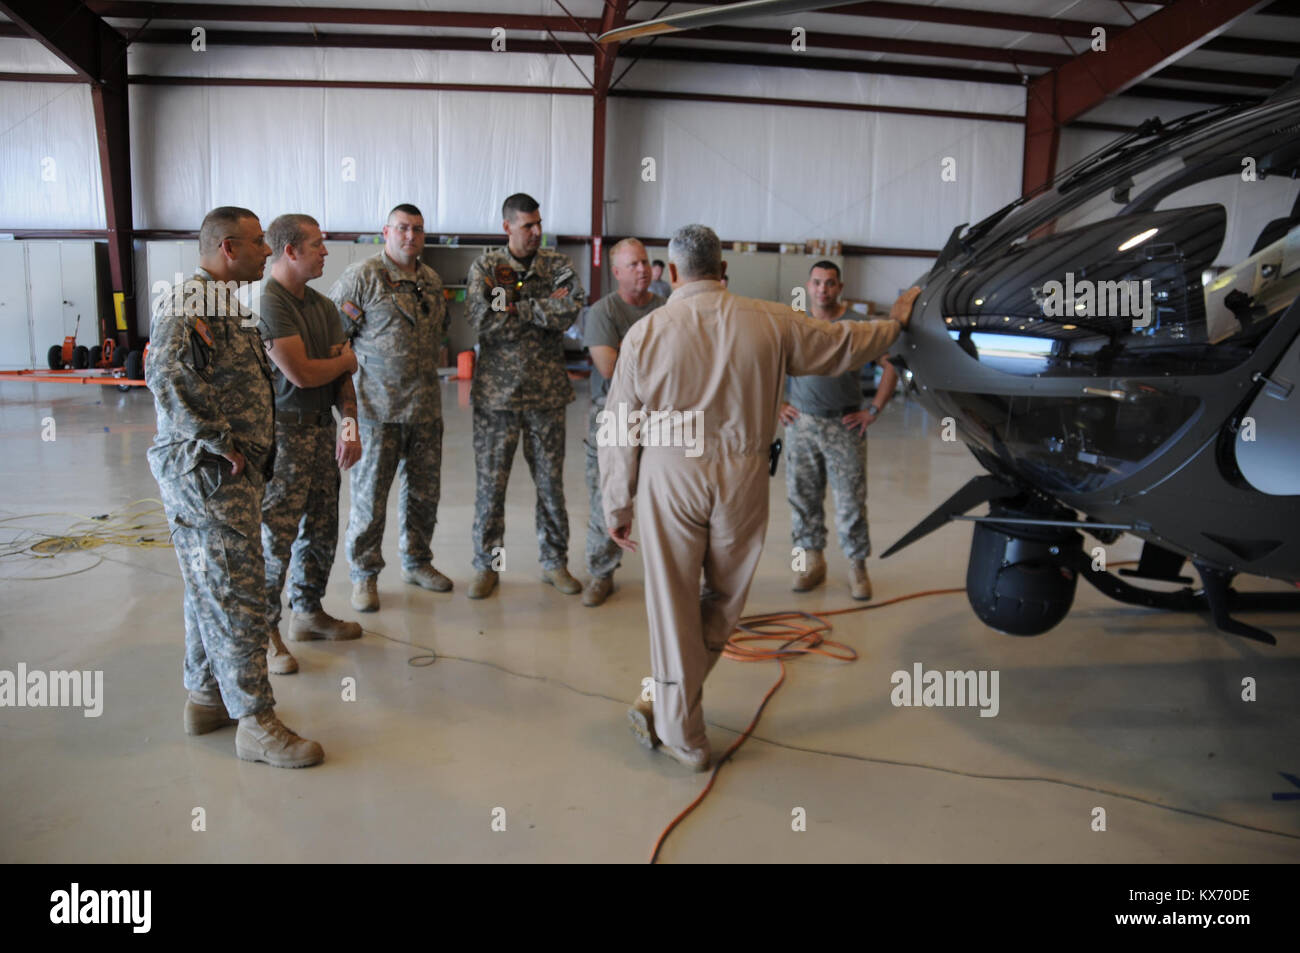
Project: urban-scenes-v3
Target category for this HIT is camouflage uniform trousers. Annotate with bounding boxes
[162,460,275,719]
[471,405,569,571]
[785,413,872,560]
[261,420,340,627]
[584,404,622,579]
[346,419,443,581]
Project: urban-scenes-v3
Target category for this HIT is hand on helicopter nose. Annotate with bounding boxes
[891,286,922,328]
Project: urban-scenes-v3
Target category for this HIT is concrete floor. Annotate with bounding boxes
[1,378,1298,863]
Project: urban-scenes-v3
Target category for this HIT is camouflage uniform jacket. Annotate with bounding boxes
[466,246,585,411]
[329,251,447,424]
[146,267,276,489]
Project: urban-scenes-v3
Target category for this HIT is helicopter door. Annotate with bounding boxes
[1236,330,1300,496]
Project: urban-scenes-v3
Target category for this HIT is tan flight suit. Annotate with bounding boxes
[599,279,900,750]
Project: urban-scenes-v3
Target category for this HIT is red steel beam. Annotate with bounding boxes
[1,31,1269,107]
[6,22,1282,95]
[632,0,1289,57]
[1049,0,1270,126]
[1022,0,1270,197]
[590,0,632,301]
[131,75,592,95]
[611,87,1024,125]
[126,27,591,57]
[86,1,603,32]
[681,24,1066,68]
[0,0,138,350]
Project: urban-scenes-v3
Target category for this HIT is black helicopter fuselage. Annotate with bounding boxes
[887,89,1300,641]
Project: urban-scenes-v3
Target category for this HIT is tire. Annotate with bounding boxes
[125,349,144,383]
[72,345,90,369]
[112,346,126,368]
[47,344,63,370]
[90,346,102,367]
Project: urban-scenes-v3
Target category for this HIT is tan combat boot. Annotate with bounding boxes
[849,560,873,601]
[289,610,363,641]
[184,688,236,736]
[583,574,614,607]
[627,697,659,749]
[792,549,827,591]
[401,564,453,592]
[541,565,581,594]
[351,577,378,612]
[235,709,324,768]
[468,569,498,600]
[266,628,298,674]
[659,741,713,772]
[627,697,712,772]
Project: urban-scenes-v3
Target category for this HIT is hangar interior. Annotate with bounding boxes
[1,0,1298,863]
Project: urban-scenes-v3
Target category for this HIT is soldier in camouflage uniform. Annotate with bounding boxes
[465,193,586,599]
[780,260,898,601]
[258,214,363,674]
[146,206,323,768]
[329,204,451,612]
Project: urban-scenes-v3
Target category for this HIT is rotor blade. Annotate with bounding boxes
[597,0,866,45]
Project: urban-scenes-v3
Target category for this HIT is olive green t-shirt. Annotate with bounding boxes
[257,277,346,414]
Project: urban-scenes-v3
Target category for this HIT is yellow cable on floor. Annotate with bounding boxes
[0,500,172,579]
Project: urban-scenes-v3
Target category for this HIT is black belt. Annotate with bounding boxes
[803,405,861,419]
[277,409,334,427]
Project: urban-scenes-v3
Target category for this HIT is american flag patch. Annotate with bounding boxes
[341,301,362,322]
[192,317,214,347]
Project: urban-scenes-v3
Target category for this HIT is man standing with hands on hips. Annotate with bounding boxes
[780,260,899,601]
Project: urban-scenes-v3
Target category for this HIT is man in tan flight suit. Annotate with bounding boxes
[599,224,919,771]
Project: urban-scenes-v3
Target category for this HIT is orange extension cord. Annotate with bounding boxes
[648,585,965,864]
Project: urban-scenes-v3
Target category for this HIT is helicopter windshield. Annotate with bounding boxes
[942,98,1300,379]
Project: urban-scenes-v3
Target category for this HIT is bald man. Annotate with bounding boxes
[581,238,665,606]
[600,224,919,771]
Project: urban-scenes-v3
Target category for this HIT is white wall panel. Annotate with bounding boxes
[606,98,1022,248]
[436,91,587,234]
[0,38,75,74]
[0,83,104,229]
[320,88,437,232]
[0,243,32,368]
[209,87,327,221]
[26,242,65,355]
[130,82,591,234]
[130,86,211,229]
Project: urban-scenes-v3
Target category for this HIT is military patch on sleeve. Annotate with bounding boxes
[553,267,574,287]
[341,301,363,322]
[192,317,214,347]
[494,264,515,286]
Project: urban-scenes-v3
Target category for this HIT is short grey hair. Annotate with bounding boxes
[667,224,722,281]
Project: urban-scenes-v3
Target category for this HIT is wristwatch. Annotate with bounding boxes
[866,404,880,417]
